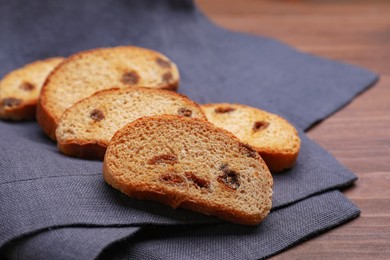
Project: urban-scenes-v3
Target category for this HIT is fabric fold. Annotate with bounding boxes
[3,227,140,260]
[2,191,359,260]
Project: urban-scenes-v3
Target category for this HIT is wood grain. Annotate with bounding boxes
[196,0,390,259]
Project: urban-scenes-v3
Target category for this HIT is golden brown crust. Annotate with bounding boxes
[35,58,67,139]
[103,115,273,225]
[36,98,58,140]
[259,150,299,173]
[161,81,178,91]
[56,87,206,159]
[202,103,301,173]
[179,200,264,225]
[58,141,107,160]
[0,101,36,120]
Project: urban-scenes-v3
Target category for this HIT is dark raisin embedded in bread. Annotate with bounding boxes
[56,87,205,160]
[89,109,105,122]
[37,46,179,140]
[121,71,140,85]
[202,103,301,172]
[103,115,273,225]
[0,57,64,120]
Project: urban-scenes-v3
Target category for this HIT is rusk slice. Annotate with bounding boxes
[103,115,273,225]
[37,46,179,140]
[202,104,300,172]
[0,57,64,120]
[56,87,206,160]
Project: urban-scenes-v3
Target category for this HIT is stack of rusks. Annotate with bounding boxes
[0,46,301,225]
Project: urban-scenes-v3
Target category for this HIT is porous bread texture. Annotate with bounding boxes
[103,115,273,225]
[37,46,180,140]
[56,87,206,160]
[0,57,64,120]
[201,103,301,172]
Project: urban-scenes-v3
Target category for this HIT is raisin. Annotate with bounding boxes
[90,109,105,122]
[178,107,192,117]
[220,163,230,172]
[253,121,269,132]
[122,71,140,85]
[162,72,173,83]
[2,98,21,107]
[214,107,236,113]
[19,82,35,91]
[185,172,209,189]
[218,164,240,190]
[148,154,178,165]
[238,143,258,159]
[160,173,184,185]
[156,58,172,68]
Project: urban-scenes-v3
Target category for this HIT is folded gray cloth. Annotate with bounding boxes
[0,0,377,259]
[3,227,140,260]
[3,191,359,260]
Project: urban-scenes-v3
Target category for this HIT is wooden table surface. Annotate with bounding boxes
[197,0,390,259]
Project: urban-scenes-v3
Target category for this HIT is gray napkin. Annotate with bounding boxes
[0,0,377,259]
[3,191,358,260]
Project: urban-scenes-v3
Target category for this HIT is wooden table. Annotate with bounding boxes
[197,0,390,258]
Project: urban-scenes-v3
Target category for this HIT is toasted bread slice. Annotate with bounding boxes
[0,57,64,120]
[37,46,179,140]
[56,87,206,160]
[201,104,300,172]
[103,115,273,225]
